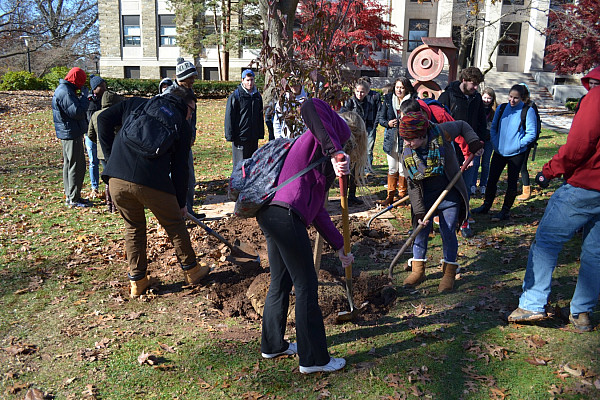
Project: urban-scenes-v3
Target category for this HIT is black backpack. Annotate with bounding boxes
[497,101,541,149]
[120,95,182,158]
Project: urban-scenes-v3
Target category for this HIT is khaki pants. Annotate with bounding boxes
[109,178,196,280]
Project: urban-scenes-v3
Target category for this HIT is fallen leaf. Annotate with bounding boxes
[158,342,176,353]
[563,363,584,377]
[6,382,27,394]
[24,387,44,400]
[137,351,158,365]
[525,356,548,366]
[198,378,211,389]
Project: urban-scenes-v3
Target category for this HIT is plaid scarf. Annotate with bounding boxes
[402,124,445,181]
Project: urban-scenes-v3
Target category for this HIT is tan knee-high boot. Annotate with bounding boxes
[380,173,398,206]
[403,258,426,287]
[397,175,408,199]
[438,260,459,292]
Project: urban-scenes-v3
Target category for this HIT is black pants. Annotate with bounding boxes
[487,150,529,195]
[256,205,330,367]
[520,148,531,186]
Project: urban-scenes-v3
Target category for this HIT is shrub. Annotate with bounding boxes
[0,70,44,90]
[41,67,71,90]
[104,78,239,98]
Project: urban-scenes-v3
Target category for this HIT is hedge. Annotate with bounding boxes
[0,69,240,98]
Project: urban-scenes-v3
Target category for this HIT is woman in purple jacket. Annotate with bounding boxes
[257,98,360,374]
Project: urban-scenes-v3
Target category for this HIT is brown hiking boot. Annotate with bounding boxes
[403,258,426,287]
[130,275,157,298]
[569,312,593,332]
[183,263,210,285]
[379,173,398,207]
[507,307,547,323]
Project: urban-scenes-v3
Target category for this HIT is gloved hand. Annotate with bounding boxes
[337,248,354,269]
[468,140,484,155]
[331,151,350,177]
[535,171,550,188]
[80,86,89,99]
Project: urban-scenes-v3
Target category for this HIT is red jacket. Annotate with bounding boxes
[543,87,600,191]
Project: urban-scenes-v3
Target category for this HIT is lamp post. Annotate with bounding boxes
[19,35,31,73]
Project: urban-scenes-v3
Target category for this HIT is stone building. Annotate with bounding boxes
[98,0,553,80]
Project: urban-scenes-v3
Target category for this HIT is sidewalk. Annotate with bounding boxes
[538,109,573,134]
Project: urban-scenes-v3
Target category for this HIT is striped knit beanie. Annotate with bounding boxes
[398,111,429,139]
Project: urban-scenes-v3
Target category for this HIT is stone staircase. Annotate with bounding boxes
[480,71,564,109]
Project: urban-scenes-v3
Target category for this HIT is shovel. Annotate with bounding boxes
[388,153,474,280]
[186,212,260,265]
[335,154,365,322]
[366,195,410,229]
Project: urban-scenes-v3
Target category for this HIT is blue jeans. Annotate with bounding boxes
[413,198,460,262]
[470,140,493,188]
[367,126,377,168]
[85,136,99,190]
[518,184,600,315]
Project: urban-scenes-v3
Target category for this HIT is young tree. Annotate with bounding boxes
[544,0,600,74]
[257,0,402,137]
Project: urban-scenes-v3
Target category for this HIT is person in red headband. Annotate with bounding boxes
[398,109,483,292]
[52,67,91,208]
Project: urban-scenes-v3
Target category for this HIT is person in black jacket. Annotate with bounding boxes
[98,86,209,298]
[438,66,486,238]
[224,69,264,167]
[84,74,107,198]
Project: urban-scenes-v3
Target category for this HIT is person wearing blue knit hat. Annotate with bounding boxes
[85,74,107,199]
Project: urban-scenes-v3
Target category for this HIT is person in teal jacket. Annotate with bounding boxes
[472,84,537,221]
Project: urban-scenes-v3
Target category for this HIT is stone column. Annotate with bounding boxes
[478,0,502,72]
[141,0,157,59]
[98,0,122,76]
[523,0,550,73]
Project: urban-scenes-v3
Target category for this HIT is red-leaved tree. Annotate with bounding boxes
[294,0,403,70]
[544,0,600,74]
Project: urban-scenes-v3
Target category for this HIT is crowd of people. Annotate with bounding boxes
[51,62,600,374]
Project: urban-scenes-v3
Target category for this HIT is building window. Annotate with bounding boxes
[160,67,176,79]
[498,22,521,56]
[203,67,219,81]
[408,19,429,52]
[123,15,141,47]
[124,66,140,79]
[159,15,177,46]
[502,0,525,5]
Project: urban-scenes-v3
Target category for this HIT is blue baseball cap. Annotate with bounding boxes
[242,69,255,79]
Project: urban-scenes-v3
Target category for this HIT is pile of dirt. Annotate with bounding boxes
[144,212,408,325]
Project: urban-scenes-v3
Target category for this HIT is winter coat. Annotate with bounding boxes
[405,121,480,226]
[378,92,414,155]
[100,95,193,208]
[97,97,147,162]
[270,98,350,251]
[88,91,124,160]
[543,87,600,192]
[490,101,537,157]
[224,84,265,145]
[575,66,600,114]
[438,80,487,140]
[340,95,376,134]
[52,79,90,140]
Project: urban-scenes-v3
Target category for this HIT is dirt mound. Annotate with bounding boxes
[140,210,407,325]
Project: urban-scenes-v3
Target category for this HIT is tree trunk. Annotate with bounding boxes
[258,0,299,103]
[220,0,231,81]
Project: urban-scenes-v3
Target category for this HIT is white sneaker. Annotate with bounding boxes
[299,357,346,374]
[261,342,298,359]
[480,186,486,195]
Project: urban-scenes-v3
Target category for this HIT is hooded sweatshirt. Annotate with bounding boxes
[581,66,600,91]
[64,67,87,89]
[271,98,350,250]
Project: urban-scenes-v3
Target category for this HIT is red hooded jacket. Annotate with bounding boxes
[64,67,87,89]
[543,87,600,191]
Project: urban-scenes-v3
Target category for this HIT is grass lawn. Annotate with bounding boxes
[0,95,598,399]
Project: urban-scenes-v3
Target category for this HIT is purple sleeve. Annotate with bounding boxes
[313,206,344,251]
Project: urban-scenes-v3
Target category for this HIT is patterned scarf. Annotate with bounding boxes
[402,124,445,181]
